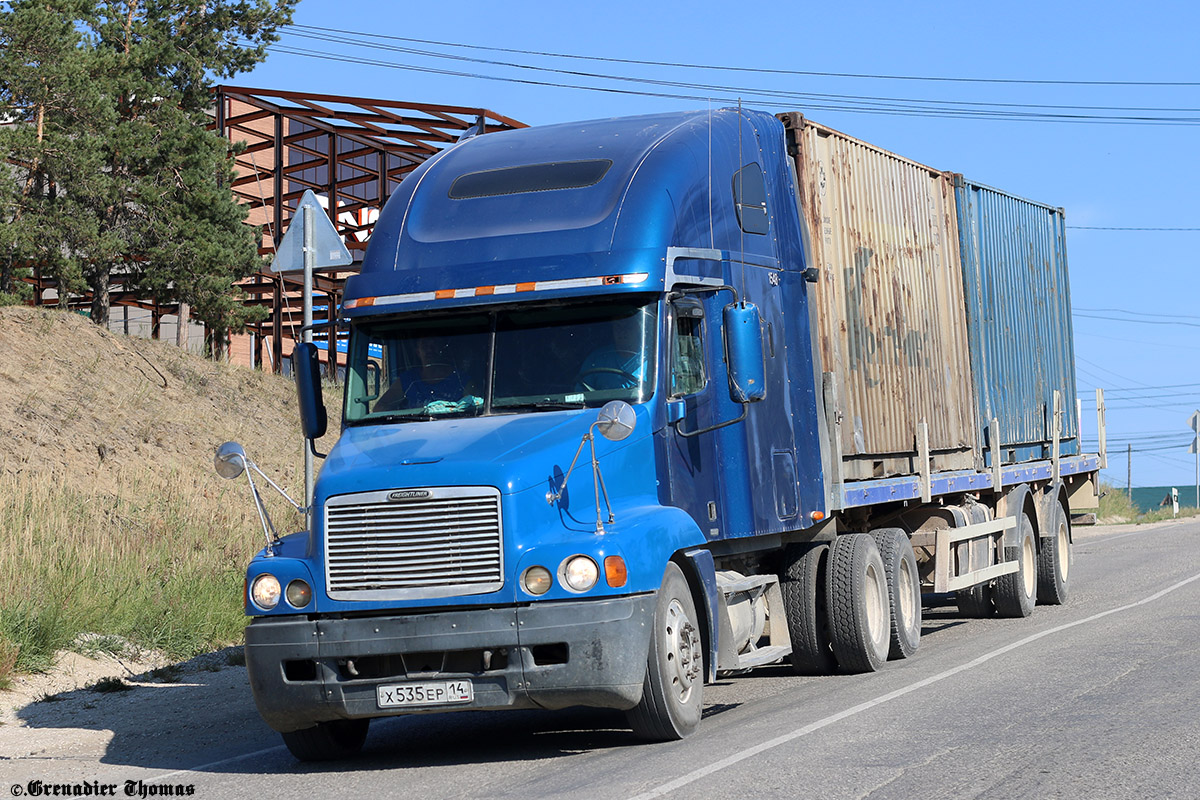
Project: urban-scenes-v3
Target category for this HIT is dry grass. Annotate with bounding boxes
[0,306,342,685]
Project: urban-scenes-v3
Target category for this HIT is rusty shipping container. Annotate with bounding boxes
[953,177,1078,466]
[780,114,978,481]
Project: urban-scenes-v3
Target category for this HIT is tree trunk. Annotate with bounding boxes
[176,301,189,348]
[90,269,111,325]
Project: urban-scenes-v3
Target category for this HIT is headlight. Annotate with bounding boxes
[285,579,312,609]
[522,566,553,596]
[562,556,599,592]
[250,574,281,610]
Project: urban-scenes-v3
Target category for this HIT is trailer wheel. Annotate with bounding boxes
[780,542,837,675]
[994,512,1038,618]
[1037,500,1071,605]
[627,562,703,740]
[955,583,994,618]
[826,534,891,673]
[280,718,369,761]
[870,528,922,660]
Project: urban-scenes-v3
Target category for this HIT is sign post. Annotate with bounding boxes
[272,190,353,527]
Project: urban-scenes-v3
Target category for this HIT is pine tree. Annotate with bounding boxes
[0,0,297,331]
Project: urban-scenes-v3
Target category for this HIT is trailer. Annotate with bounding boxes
[217,107,1102,760]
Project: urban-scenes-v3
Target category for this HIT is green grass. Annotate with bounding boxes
[0,466,302,686]
[1098,481,1200,525]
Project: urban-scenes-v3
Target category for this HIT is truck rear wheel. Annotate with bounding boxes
[780,542,837,675]
[826,534,891,673]
[994,512,1038,618]
[870,528,922,660]
[1037,501,1071,605]
[280,718,370,761]
[627,562,703,740]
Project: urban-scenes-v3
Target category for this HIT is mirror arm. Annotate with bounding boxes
[238,455,279,557]
[307,438,328,459]
[673,402,749,438]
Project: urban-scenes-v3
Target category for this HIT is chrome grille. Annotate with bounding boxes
[324,487,503,601]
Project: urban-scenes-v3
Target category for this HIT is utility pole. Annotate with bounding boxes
[1128,443,1132,504]
[1189,410,1199,509]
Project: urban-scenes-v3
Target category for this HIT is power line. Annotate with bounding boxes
[1075,309,1200,322]
[285,24,1200,89]
[279,28,1200,119]
[259,38,1200,127]
[1068,226,1200,231]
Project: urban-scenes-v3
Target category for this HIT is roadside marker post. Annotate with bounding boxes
[271,190,353,528]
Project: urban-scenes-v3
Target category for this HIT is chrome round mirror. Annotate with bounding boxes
[595,401,636,442]
[214,441,247,480]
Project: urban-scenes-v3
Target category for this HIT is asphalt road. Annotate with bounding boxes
[4,518,1199,799]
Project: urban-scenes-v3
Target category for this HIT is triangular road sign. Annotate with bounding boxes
[1190,409,1200,434]
[270,189,353,273]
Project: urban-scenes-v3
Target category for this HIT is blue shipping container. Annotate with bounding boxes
[953,176,1079,466]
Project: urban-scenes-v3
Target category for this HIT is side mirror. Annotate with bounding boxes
[595,401,636,441]
[214,441,247,480]
[292,342,328,441]
[723,302,766,403]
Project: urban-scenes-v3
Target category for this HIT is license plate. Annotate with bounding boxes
[376,680,474,709]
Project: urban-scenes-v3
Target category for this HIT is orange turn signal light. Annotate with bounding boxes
[810,510,826,521]
[604,556,628,588]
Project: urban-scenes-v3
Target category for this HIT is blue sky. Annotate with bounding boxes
[238,0,1200,490]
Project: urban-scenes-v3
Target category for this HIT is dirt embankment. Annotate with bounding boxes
[0,305,334,492]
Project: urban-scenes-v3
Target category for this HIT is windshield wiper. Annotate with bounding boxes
[493,401,587,412]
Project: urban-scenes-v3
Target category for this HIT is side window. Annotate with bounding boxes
[732,162,769,235]
[671,300,706,397]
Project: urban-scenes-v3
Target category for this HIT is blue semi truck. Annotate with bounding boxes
[218,108,1103,760]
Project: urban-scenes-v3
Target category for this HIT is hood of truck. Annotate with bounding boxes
[318,407,645,500]
[298,403,670,613]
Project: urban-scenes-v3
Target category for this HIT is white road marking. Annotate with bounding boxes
[145,744,287,783]
[628,570,1200,800]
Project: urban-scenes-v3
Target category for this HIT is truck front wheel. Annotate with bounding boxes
[280,718,370,761]
[627,562,703,740]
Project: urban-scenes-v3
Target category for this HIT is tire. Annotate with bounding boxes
[994,511,1038,618]
[826,534,891,674]
[1037,500,1071,605]
[280,718,370,761]
[956,583,994,618]
[870,528,922,660]
[627,562,704,740]
[779,542,837,675]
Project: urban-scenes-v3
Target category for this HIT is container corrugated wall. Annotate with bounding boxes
[781,115,978,480]
[954,177,1078,464]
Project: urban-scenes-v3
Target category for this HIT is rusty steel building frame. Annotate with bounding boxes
[218,85,526,375]
[22,86,525,374]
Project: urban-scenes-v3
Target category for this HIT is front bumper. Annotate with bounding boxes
[244,594,655,732]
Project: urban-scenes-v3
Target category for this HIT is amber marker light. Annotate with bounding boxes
[604,556,628,588]
[810,511,826,521]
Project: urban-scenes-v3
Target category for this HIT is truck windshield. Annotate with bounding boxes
[343,298,657,423]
